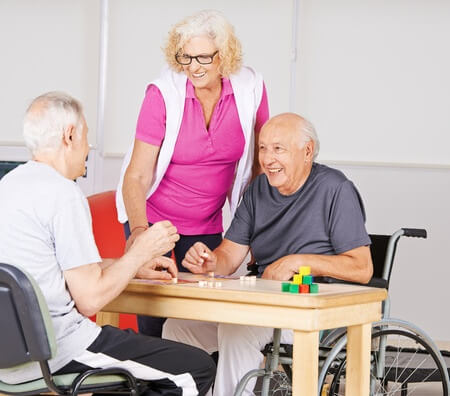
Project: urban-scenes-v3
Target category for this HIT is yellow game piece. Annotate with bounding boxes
[299,266,311,276]
[293,274,302,284]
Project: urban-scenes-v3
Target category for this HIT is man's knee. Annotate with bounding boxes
[218,324,272,351]
[162,318,191,340]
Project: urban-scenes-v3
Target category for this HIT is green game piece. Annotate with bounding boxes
[281,282,291,292]
[310,283,319,294]
[289,283,299,293]
[302,274,313,285]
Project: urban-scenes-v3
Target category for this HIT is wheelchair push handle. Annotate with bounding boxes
[401,228,427,239]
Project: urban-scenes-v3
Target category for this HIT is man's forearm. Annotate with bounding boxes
[263,246,373,284]
[214,250,236,275]
[214,245,249,276]
[99,258,115,269]
[66,254,142,317]
[299,253,372,284]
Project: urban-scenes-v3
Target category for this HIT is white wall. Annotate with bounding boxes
[1,0,449,341]
[0,0,100,147]
[295,0,450,166]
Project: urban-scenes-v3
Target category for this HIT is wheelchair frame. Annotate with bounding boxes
[234,228,450,396]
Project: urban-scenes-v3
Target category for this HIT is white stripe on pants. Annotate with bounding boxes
[73,349,199,395]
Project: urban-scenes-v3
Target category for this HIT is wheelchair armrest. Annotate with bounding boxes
[315,276,387,289]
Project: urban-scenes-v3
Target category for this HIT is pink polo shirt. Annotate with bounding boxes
[135,78,269,235]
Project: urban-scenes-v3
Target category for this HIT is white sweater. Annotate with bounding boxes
[116,65,264,224]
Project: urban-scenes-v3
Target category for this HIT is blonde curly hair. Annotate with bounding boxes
[164,10,242,77]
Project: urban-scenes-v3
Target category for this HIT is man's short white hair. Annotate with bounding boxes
[299,118,320,160]
[23,91,84,155]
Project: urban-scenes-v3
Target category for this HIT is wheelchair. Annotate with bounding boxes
[235,228,450,396]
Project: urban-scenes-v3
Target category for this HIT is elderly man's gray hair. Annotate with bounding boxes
[299,118,320,160]
[23,91,84,155]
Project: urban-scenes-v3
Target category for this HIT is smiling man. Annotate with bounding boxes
[162,112,373,396]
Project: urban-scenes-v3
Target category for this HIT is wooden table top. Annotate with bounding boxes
[123,273,387,309]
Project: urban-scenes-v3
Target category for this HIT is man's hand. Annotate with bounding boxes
[125,226,146,252]
[261,255,299,281]
[136,256,178,280]
[129,221,179,264]
[182,242,217,274]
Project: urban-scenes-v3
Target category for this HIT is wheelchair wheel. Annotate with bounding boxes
[253,370,292,396]
[320,328,448,396]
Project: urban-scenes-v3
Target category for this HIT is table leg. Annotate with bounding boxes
[345,323,371,396]
[96,311,120,327]
[292,330,319,396]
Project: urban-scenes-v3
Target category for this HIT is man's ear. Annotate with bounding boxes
[305,140,314,161]
[62,125,75,148]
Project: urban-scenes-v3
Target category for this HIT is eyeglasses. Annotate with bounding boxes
[175,50,219,65]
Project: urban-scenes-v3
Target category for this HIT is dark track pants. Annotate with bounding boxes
[54,325,216,395]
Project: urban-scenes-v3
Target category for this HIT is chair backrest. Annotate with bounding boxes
[367,234,392,289]
[368,234,390,280]
[0,263,56,369]
[369,228,427,290]
[87,191,138,331]
[87,191,126,258]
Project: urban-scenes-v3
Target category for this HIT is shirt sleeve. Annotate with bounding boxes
[254,82,269,133]
[224,186,255,246]
[328,180,371,254]
[52,191,101,271]
[135,84,167,146]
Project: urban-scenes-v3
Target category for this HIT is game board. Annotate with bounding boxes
[133,272,237,285]
[132,271,370,298]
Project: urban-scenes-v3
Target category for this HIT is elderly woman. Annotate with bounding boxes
[116,10,269,337]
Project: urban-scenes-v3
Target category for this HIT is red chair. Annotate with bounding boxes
[87,190,138,331]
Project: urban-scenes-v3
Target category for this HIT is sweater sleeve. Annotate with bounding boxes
[254,82,269,133]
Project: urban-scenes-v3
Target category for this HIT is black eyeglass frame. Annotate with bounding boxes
[175,50,219,65]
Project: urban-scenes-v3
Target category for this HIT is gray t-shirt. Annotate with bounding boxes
[225,163,371,274]
[0,161,101,384]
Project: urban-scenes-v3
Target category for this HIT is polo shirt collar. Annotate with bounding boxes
[185,77,233,99]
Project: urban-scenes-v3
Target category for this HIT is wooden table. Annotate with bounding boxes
[96,274,387,396]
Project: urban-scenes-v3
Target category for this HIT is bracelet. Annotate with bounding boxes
[130,225,149,234]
